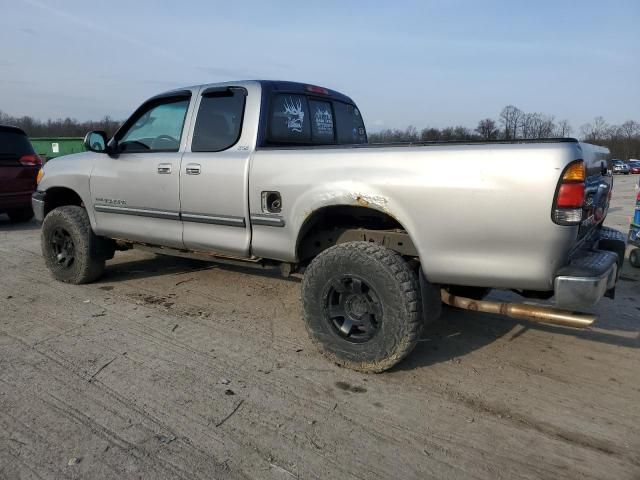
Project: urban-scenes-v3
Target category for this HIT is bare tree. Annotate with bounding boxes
[555,119,573,137]
[475,118,498,140]
[581,116,609,142]
[499,105,523,139]
[535,114,556,138]
[619,120,639,140]
[420,127,441,141]
[404,125,419,142]
[520,112,535,138]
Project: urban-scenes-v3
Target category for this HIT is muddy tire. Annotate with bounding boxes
[41,206,106,284]
[7,207,34,223]
[301,242,423,373]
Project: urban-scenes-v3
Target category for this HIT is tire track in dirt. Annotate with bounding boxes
[2,231,640,479]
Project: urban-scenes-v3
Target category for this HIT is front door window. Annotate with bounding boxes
[118,99,189,153]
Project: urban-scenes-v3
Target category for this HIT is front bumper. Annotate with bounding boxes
[32,191,46,222]
[553,227,625,309]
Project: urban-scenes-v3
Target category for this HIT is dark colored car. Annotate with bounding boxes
[629,160,640,174]
[0,126,41,222]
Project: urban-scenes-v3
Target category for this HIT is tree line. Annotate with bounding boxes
[0,110,121,138]
[368,105,640,160]
[1,105,639,160]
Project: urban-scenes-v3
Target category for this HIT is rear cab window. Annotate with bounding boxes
[334,102,366,144]
[265,90,367,146]
[309,99,334,142]
[269,94,311,143]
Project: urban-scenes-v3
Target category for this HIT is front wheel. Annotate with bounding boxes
[301,242,425,372]
[41,206,106,284]
[630,249,640,268]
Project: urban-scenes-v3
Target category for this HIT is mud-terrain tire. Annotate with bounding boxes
[41,206,106,284]
[7,207,34,223]
[301,242,423,373]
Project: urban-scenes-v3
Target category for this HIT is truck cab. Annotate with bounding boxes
[49,81,365,258]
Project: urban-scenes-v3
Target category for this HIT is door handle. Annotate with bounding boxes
[157,163,172,174]
[186,163,201,175]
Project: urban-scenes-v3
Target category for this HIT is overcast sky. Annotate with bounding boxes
[1,0,638,131]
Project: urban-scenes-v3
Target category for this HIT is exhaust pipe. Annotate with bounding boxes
[441,290,596,328]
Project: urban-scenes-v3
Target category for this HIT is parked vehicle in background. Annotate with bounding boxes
[0,125,41,222]
[628,160,640,174]
[612,159,630,174]
[628,190,640,267]
[33,80,625,372]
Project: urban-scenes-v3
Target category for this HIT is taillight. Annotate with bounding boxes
[556,183,584,208]
[19,154,42,166]
[552,160,585,225]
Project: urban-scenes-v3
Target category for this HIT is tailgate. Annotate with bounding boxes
[577,144,612,240]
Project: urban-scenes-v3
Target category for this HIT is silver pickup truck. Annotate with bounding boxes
[33,80,626,372]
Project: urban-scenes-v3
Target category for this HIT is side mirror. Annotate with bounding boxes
[84,131,108,153]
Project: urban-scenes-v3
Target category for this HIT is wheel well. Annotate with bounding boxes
[296,205,415,263]
[44,187,83,216]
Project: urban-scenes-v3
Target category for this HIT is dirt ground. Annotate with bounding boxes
[1,175,639,480]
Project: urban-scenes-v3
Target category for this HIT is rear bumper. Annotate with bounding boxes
[553,227,625,309]
[0,191,33,211]
[32,190,46,222]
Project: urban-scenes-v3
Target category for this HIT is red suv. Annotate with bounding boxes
[0,126,41,222]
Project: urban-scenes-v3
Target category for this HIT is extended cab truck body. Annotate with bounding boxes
[33,80,625,372]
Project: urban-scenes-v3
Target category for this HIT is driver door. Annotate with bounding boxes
[90,91,196,248]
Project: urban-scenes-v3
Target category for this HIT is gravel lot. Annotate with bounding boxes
[1,175,638,480]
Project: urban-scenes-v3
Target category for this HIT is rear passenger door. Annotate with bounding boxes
[179,86,252,257]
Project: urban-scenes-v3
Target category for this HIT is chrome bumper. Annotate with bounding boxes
[554,253,617,308]
[32,191,45,222]
[554,228,625,309]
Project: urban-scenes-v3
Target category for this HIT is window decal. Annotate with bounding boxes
[314,106,333,137]
[283,97,305,133]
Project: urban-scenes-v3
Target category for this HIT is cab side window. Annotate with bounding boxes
[118,98,190,153]
[192,89,246,152]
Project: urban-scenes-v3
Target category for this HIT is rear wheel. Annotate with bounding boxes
[7,207,34,223]
[630,249,640,268]
[301,242,425,372]
[41,206,106,284]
